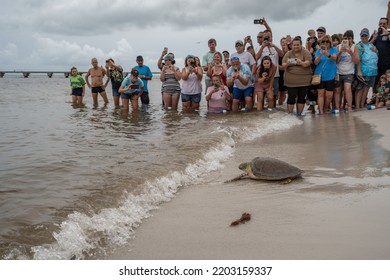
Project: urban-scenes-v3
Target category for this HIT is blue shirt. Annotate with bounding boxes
[314,47,338,81]
[121,76,144,94]
[134,65,153,92]
[356,42,378,77]
[226,63,252,89]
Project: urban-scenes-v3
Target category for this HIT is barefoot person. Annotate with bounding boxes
[69,67,86,106]
[85,58,110,107]
[119,68,144,112]
[105,58,123,108]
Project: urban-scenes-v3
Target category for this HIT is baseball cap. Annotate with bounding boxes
[316,26,326,33]
[235,40,244,46]
[360,28,369,36]
[230,56,240,61]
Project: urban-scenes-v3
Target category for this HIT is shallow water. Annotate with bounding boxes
[0,74,304,259]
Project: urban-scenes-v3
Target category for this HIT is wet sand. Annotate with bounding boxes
[106,108,390,260]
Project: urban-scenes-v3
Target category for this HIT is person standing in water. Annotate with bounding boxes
[85,57,110,107]
[69,66,86,106]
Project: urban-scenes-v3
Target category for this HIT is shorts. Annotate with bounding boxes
[72,88,83,96]
[92,86,105,94]
[121,92,139,100]
[140,92,150,104]
[287,86,308,104]
[233,87,253,100]
[317,79,336,91]
[338,74,354,85]
[254,85,271,94]
[354,76,376,90]
[112,87,120,97]
[181,93,201,103]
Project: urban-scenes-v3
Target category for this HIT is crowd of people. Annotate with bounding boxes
[69,2,390,115]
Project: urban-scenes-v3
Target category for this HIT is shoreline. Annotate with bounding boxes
[106,108,390,260]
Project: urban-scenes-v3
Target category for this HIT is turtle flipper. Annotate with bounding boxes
[224,173,247,183]
[281,178,292,184]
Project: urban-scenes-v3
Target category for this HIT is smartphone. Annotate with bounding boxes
[320,46,326,50]
[164,47,168,52]
[341,39,349,50]
[246,35,251,41]
[254,19,264,24]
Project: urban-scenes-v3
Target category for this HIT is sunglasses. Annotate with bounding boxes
[322,40,330,43]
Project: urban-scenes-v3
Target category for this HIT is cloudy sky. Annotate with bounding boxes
[0,0,388,72]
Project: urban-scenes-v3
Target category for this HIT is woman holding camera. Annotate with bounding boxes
[281,37,313,115]
[119,68,144,112]
[254,56,276,111]
[160,54,182,110]
[206,74,232,113]
[181,55,203,111]
[335,30,359,112]
[314,34,338,114]
[105,58,123,108]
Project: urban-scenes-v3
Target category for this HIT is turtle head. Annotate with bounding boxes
[239,162,249,171]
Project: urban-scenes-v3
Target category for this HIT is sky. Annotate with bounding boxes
[0,0,388,72]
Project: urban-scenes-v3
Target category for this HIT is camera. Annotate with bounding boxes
[190,62,196,68]
[288,58,297,65]
[254,19,264,24]
[341,39,349,50]
[264,36,270,45]
[234,69,238,72]
[214,83,219,89]
[320,45,326,50]
[378,27,383,35]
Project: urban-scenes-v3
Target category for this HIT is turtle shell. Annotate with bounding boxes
[248,157,302,180]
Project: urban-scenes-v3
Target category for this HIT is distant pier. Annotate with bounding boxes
[0,71,74,78]
[0,71,159,78]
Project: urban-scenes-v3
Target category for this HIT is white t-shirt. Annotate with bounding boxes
[256,46,280,78]
[230,51,256,67]
[336,44,355,75]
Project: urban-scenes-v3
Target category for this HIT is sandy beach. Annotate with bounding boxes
[106,108,390,260]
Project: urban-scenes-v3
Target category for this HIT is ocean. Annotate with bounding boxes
[0,74,303,259]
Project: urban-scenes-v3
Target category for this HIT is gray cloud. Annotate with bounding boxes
[1,0,327,36]
[0,0,387,71]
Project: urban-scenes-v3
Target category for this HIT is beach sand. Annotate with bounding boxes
[106,108,390,260]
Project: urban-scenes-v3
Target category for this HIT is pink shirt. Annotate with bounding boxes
[206,86,230,113]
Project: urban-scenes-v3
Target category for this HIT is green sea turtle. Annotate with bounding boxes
[225,157,303,183]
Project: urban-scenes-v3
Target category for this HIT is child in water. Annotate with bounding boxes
[69,67,86,106]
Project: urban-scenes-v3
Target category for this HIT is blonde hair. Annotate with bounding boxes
[320,34,332,44]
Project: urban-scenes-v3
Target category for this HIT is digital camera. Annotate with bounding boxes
[288,58,297,65]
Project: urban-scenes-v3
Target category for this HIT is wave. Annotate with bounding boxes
[29,113,302,260]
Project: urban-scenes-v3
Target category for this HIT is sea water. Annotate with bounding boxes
[0,74,302,259]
